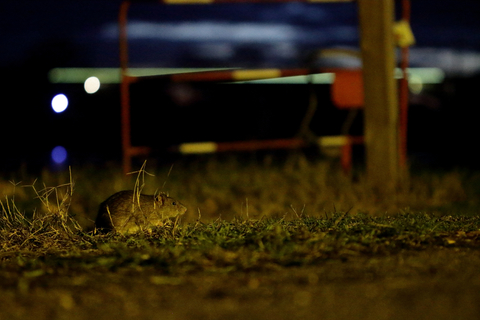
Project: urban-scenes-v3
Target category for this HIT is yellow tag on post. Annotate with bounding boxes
[394,20,415,47]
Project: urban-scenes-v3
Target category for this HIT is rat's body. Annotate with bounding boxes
[95,190,187,234]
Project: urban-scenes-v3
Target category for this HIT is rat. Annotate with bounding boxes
[95,190,187,234]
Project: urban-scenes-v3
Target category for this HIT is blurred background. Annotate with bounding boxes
[1,0,480,172]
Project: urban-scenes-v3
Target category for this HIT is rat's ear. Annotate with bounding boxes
[155,193,167,205]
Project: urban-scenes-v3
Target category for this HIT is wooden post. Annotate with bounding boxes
[357,0,399,188]
[399,0,411,169]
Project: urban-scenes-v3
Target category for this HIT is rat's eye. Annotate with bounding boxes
[172,202,176,205]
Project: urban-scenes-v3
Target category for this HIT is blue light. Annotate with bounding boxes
[51,146,68,164]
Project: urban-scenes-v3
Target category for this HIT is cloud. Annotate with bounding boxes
[409,48,480,75]
[103,21,299,43]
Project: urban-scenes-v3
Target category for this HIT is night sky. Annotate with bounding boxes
[1,0,480,171]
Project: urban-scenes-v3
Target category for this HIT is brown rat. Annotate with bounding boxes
[95,190,187,234]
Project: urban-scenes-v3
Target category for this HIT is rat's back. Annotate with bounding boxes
[95,190,186,234]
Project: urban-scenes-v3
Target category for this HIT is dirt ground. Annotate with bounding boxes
[2,248,479,320]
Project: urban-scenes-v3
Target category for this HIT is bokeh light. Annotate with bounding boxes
[84,76,101,94]
[409,74,423,94]
[51,94,69,113]
[51,146,68,164]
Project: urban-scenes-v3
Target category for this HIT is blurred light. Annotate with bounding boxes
[84,76,100,94]
[236,73,335,84]
[51,94,68,113]
[48,67,445,85]
[105,21,297,42]
[48,68,230,84]
[51,146,67,164]
[408,74,423,94]
[394,68,445,84]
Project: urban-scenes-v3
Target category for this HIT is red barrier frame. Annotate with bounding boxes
[118,0,410,175]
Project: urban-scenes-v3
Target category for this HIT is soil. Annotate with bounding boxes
[2,248,479,320]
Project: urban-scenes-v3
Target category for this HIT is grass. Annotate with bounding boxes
[3,153,476,227]
[1,154,480,319]
[1,214,480,320]
[2,213,479,273]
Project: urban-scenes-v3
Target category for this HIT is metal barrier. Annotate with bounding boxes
[118,0,411,187]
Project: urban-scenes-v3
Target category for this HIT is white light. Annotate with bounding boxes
[84,76,101,94]
[409,74,424,94]
[51,94,68,113]
[51,146,68,164]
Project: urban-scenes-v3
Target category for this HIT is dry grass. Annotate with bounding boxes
[1,155,480,320]
[0,153,476,264]
[1,154,476,233]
